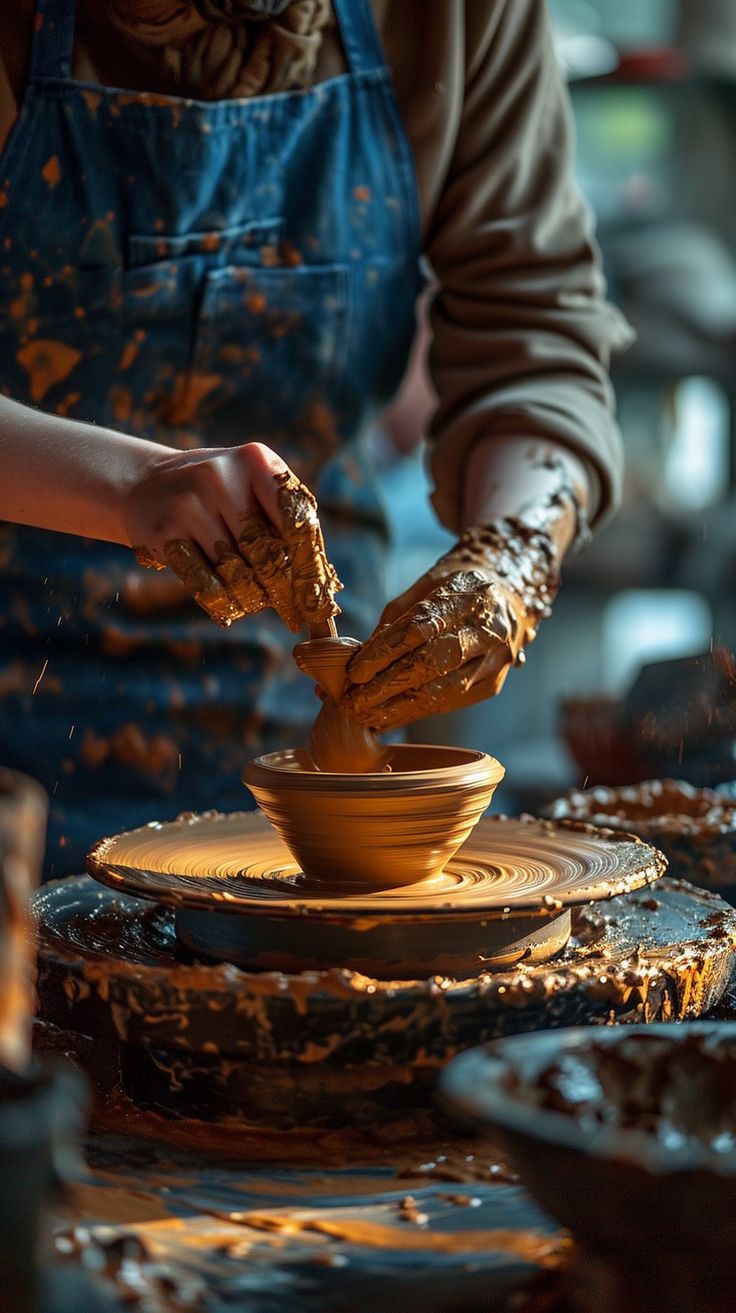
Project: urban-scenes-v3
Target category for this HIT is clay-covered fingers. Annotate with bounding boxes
[347,649,513,732]
[275,470,342,626]
[342,519,561,730]
[347,572,493,687]
[237,470,342,634]
[344,626,493,717]
[163,538,245,628]
[126,443,341,632]
[133,545,166,571]
[238,502,302,633]
[213,541,268,614]
[133,542,249,625]
[342,571,519,730]
[149,538,271,628]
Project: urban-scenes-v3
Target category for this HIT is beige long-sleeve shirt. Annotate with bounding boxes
[0,1,630,531]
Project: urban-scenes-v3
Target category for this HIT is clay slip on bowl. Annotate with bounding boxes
[441,1023,736,1263]
[243,744,504,889]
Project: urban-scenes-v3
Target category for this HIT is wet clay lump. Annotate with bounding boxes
[292,635,385,772]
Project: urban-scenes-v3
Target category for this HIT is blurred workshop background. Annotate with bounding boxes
[370,0,736,812]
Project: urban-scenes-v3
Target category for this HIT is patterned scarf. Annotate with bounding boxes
[196,1,293,16]
[103,0,333,98]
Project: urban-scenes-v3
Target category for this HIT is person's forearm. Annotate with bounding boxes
[461,434,591,561]
[0,394,165,544]
[0,397,344,630]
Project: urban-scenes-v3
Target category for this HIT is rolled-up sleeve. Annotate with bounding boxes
[425,0,633,533]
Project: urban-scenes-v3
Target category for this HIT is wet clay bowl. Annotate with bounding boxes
[441,1025,736,1308]
[242,744,505,890]
[547,779,736,903]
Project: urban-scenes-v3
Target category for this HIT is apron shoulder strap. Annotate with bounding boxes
[332,0,386,77]
[29,0,77,83]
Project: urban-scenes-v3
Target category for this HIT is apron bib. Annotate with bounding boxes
[0,0,422,874]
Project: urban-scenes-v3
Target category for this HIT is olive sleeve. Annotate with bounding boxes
[425,0,633,532]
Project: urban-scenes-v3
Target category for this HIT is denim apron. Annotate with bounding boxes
[0,0,422,875]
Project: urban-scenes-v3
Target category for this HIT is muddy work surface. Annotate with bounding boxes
[51,1135,567,1313]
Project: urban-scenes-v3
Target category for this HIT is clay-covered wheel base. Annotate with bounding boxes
[33,876,736,1143]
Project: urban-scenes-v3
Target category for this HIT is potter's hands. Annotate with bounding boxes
[342,521,560,731]
[125,443,342,631]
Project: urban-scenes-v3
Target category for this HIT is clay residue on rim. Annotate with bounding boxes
[514,1030,736,1157]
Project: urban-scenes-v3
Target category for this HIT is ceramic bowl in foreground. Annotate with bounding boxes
[243,744,504,889]
[441,1024,736,1267]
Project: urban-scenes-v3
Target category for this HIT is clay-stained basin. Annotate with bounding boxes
[243,744,504,889]
[441,1025,736,1268]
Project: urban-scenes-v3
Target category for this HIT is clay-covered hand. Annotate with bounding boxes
[342,519,560,731]
[126,442,341,630]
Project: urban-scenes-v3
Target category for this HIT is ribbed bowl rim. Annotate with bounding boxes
[243,744,505,793]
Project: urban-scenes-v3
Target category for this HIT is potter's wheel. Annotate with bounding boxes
[87,812,666,978]
[35,872,736,1139]
[30,812,734,1142]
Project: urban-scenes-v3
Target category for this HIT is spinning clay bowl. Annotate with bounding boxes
[242,744,505,889]
[442,1025,736,1310]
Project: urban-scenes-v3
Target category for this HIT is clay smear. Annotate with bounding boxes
[230,1210,570,1264]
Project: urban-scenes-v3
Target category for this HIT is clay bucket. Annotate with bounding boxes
[242,744,505,890]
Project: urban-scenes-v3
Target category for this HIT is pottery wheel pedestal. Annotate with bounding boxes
[85,812,669,980]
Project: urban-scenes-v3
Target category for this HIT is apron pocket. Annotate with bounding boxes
[187,262,350,439]
[117,222,286,434]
